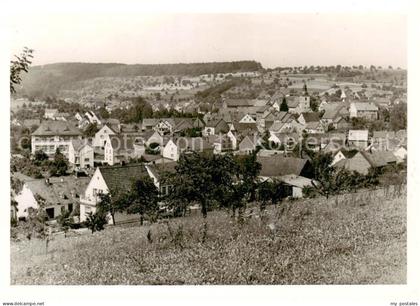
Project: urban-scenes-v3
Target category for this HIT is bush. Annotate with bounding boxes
[85,212,108,234]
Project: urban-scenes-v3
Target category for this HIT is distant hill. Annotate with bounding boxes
[17,61,263,98]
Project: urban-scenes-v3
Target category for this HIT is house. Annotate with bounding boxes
[44,109,59,120]
[93,124,117,148]
[31,121,82,158]
[320,102,350,129]
[14,175,89,220]
[286,96,311,114]
[231,122,259,135]
[145,162,177,196]
[162,137,213,161]
[84,111,102,125]
[303,121,325,134]
[142,118,158,131]
[349,102,379,120]
[203,119,229,136]
[393,146,407,163]
[279,174,317,198]
[333,150,397,175]
[239,113,256,123]
[80,164,150,224]
[68,139,94,169]
[348,130,369,149]
[154,118,176,135]
[104,135,145,165]
[297,112,320,125]
[331,149,359,166]
[226,130,240,150]
[257,156,314,179]
[268,132,300,150]
[206,135,232,154]
[238,135,258,154]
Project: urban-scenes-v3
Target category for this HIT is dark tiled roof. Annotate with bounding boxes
[301,112,320,123]
[224,99,253,107]
[25,176,90,206]
[361,151,397,167]
[257,156,311,178]
[99,164,149,192]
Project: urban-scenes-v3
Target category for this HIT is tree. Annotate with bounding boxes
[303,83,308,96]
[10,47,34,94]
[34,150,48,163]
[83,123,99,137]
[309,96,319,112]
[97,190,130,225]
[256,179,285,212]
[280,97,289,112]
[127,177,159,225]
[389,103,407,131]
[85,212,108,234]
[57,209,72,237]
[49,148,68,177]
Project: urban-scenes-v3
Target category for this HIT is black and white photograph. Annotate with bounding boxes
[1,0,419,305]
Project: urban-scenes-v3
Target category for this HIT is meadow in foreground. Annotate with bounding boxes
[11,185,406,285]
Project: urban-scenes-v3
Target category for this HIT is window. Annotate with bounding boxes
[161,186,167,195]
[46,208,55,219]
[93,188,97,196]
[68,204,73,213]
[84,158,90,162]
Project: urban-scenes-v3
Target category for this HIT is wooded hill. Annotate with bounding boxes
[17,61,263,98]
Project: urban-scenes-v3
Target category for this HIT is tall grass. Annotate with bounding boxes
[11,185,406,285]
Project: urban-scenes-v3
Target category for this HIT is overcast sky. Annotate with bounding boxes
[9,13,406,68]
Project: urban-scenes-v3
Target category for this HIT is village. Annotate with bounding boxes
[10,64,407,234]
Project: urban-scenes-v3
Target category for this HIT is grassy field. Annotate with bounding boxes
[10,185,406,285]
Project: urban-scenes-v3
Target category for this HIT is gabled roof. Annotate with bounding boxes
[32,120,82,136]
[257,156,311,178]
[99,164,149,192]
[239,135,257,149]
[24,176,90,206]
[361,151,397,167]
[280,174,315,189]
[351,102,379,111]
[300,112,320,123]
[338,149,359,159]
[232,122,258,133]
[71,139,92,151]
[146,162,178,180]
[286,97,300,108]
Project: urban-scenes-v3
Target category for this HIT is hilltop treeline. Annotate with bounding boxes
[17,60,262,98]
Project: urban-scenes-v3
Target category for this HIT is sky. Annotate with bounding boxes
[8,13,406,69]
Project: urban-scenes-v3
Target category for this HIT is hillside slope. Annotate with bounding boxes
[11,186,406,285]
[17,61,263,98]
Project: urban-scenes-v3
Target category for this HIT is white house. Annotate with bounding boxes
[68,139,94,169]
[14,176,89,220]
[93,125,117,148]
[349,102,379,120]
[31,121,82,158]
[104,135,144,165]
[162,137,213,161]
[239,114,256,124]
[348,130,369,149]
[80,164,150,224]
